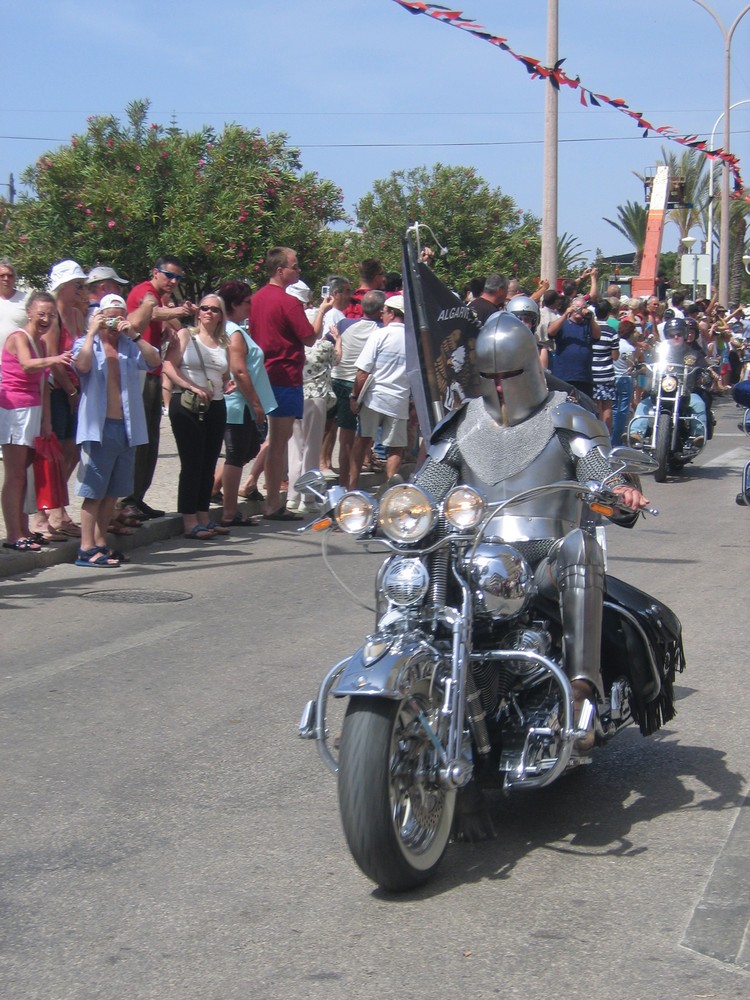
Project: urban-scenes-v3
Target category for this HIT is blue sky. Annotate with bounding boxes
[2,0,749,266]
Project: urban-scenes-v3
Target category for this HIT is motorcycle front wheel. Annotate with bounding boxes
[655,412,671,483]
[337,687,456,892]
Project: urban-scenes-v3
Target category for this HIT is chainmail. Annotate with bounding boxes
[414,442,461,501]
[455,394,567,484]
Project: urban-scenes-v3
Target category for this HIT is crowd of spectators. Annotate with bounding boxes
[1,246,749,564]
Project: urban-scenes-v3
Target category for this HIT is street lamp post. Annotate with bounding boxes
[707,99,750,288]
[681,236,698,300]
[691,1,750,306]
[540,0,559,290]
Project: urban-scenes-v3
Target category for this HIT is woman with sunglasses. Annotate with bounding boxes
[163,294,230,539]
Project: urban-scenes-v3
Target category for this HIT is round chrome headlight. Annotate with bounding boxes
[381,556,430,607]
[444,485,485,530]
[661,374,678,393]
[378,484,437,543]
[470,543,536,620]
[335,491,377,535]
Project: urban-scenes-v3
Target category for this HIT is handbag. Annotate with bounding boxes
[33,432,69,510]
[180,388,209,418]
[179,336,212,420]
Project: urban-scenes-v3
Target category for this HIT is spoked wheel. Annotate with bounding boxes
[337,685,456,892]
[654,412,671,483]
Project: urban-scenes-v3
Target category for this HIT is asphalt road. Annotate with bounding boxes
[1,396,748,1000]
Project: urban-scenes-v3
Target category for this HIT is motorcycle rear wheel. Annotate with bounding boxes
[338,688,456,892]
[654,412,671,483]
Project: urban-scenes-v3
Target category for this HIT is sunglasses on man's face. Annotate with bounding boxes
[158,268,184,283]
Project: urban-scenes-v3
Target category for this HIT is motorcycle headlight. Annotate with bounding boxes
[335,491,377,535]
[469,543,537,620]
[378,484,437,543]
[444,485,485,530]
[381,556,430,607]
[661,374,678,393]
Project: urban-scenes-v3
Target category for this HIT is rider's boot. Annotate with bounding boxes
[554,530,606,751]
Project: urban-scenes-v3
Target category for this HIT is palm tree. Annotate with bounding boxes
[603,201,648,271]
[557,232,589,274]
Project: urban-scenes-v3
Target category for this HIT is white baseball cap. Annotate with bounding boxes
[86,266,127,286]
[100,293,127,311]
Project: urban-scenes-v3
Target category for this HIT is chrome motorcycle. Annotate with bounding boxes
[626,344,709,482]
[297,450,685,892]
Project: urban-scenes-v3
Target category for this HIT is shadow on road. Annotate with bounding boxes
[374,724,745,901]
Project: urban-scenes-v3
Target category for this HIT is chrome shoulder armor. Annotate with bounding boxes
[551,402,611,450]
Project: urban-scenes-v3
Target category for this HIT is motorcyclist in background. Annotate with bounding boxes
[414,312,649,751]
[629,316,709,444]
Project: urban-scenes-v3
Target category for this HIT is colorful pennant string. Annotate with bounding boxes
[393,1,746,199]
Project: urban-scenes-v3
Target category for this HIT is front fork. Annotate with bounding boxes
[437,560,475,789]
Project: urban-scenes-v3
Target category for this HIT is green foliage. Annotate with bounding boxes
[328,164,541,290]
[0,100,346,300]
[557,232,590,274]
[603,201,648,271]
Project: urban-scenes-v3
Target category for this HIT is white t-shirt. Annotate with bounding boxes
[355,321,409,420]
[0,291,28,369]
[331,318,381,381]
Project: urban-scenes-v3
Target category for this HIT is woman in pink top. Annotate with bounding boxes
[0,291,72,551]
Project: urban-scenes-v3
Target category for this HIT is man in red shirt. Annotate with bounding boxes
[344,258,386,320]
[251,246,317,520]
[122,255,197,519]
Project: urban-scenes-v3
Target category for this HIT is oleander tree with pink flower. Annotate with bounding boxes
[0,99,347,300]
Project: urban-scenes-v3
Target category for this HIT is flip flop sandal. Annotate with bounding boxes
[220,513,255,527]
[3,537,43,552]
[239,488,265,501]
[75,546,120,567]
[184,525,215,540]
[55,522,82,538]
[205,521,231,535]
[108,522,136,536]
[27,532,50,546]
[39,530,68,542]
[262,508,304,522]
[115,513,143,527]
[99,546,130,564]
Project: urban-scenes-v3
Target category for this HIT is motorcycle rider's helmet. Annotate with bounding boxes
[475,312,549,426]
[506,294,540,333]
[663,316,687,340]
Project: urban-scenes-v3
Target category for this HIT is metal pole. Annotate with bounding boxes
[707,99,750,290]
[540,0,558,289]
[690,1,750,305]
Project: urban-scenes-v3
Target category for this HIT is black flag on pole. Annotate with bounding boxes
[402,237,482,440]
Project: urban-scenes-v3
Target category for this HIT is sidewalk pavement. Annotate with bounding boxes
[0,417,387,579]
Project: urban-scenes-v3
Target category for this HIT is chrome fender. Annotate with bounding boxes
[333,634,444,699]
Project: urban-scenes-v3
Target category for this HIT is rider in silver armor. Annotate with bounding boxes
[415,312,649,748]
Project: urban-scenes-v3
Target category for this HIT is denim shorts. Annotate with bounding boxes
[269,384,304,419]
[77,419,135,500]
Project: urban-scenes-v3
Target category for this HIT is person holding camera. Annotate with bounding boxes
[71,294,161,566]
[163,294,230,539]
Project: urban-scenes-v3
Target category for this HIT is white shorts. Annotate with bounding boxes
[0,405,41,447]
[358,405,408,448]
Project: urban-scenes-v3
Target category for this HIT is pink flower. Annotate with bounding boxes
[135,164,141,171]
[86,208,92,215]
[107,220,116,228]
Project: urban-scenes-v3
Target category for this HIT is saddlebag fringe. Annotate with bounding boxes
[603,576,686,737]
